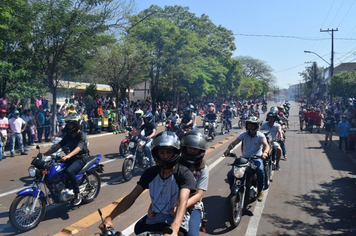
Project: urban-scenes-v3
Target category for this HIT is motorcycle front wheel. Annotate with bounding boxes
[122,157,134,181]
[82,172,101,203]
[119,142,129,157]
[9,194,46,232]
[228,191,243,228]
[238,120,242,129]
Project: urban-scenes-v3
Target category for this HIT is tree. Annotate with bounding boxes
[235,56,275,95]
[330,71,356,99]
[25,0,134,133]
[298,62,323,99]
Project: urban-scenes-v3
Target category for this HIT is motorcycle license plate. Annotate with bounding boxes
[129,142,135,148]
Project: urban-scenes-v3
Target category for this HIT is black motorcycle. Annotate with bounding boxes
[203,119,217,140]
[221,116,230,134]
[226,153,264,228]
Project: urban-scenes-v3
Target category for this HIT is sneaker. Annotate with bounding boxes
[72,194,82,206]
[257,191,264,201]
[275,164,281,171]
[10,153,15,157]
[21,152,28,155]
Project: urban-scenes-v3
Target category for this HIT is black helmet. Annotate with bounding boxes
[151,131,181,169]
[245,115,260,135]
[226,105,230,110]
[63,113,82,134]
[181,130,207,165]
[142,113,153,123]
[183,107,191,116]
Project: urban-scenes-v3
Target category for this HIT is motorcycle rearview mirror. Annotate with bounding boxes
[36,145,40,150]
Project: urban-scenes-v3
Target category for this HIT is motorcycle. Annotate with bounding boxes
[203,119,217,140]
[221,116,230,134]
[176,124,192,140]
[119,126,139,157]
[226,153,264,228]
[9,146,103,232]
[122,136,150,182]
[238,113,248,129]
[261,105,267,113]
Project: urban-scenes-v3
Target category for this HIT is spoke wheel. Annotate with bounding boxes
[82,172,101,203]
[122,157,134,181]
[228,191,243,228]
[9,194,46,232]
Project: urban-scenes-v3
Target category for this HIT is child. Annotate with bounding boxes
[28,119,37,145]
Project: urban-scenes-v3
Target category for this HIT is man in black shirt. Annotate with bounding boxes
[44,113,89,206]
[205,108,218,136]
[135,113,157,166]
[323,110,336,148]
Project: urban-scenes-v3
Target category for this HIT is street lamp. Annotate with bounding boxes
[125,10,157,122]
[304,50,332,102]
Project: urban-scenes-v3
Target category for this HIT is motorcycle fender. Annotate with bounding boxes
[121,139,130,144]
[231,184,243,195]
[17,187,46,202]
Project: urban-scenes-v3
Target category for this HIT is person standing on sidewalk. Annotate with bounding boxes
[8,110,28,157]
[0,109,9,160]
[35,105,45,143]
[323,110,336,148]
[338,115,351,153]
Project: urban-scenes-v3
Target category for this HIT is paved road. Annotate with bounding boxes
[0,101,355,236]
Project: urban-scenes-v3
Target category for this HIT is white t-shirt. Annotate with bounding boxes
[8,117,26,134]
[0,117,9,137]
[260,121,281,140]
[168,113,179,121]
[237,131,266,158]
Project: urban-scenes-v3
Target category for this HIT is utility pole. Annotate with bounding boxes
[320,28,338,103]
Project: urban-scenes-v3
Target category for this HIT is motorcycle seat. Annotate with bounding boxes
[78,156,97,174]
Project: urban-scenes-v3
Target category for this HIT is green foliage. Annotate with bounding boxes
[330,71,356,98]
[84,83,97,98]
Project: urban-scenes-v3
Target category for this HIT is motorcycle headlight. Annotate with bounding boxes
[233,166,246,178]
[129,142,135,148]
[205,122,209,126]
[28,166,38,177]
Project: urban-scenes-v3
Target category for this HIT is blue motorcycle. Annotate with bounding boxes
[9,145,104,232]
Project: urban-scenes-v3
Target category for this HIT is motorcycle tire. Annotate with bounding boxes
[119,143,130,157]
[221,125,225,135]
[82,172,101,203]
[238,120,242,129]
[264,163,271,190]
[228,191,244,228]
[9,194,46,232]
[122,157,134,182]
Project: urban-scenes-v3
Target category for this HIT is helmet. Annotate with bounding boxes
[172,108,177,112]
[270,106,278,116]
[135,109,144,119]
[183,107,191,117]
[63,113,82,133]
[190,104,194,110]
[142,113,153,123]
[181,130,207,165]
[250,103,254,107]
[226,105,230,110]
[245,115,260,135]
[267,111,277,120]
[151,131,181,169]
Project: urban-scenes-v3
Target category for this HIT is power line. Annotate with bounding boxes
[233,33,355,40]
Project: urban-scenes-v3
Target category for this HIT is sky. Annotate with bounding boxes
[133,0,356,89]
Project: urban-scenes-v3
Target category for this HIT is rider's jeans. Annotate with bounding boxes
[144,138,155,166]
[280,141,286,156]
[65,158,86,194]
[226,118,232,128]
[187,209,202,236]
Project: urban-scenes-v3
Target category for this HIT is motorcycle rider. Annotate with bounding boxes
[248,104,255,115]
[134,113,157,166]
[168,108,180,132]
[241,104,249,117]
[181,107,193,130]
[190,105,197,129]
[179,130,209,236]
[43,113,89,206]
[99,131,196,236]
[224,116,270,201]
[204,108,217,136]
[222,105,233,130]
[131,109,144,129]
[260,112,284,170]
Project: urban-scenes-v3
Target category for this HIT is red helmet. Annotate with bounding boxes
[251,103,254,107]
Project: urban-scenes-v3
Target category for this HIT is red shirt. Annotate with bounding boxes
[308,111,316,120]
[315,114,322,125]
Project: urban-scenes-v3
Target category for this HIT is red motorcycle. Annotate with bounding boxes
[119,126,140,157]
